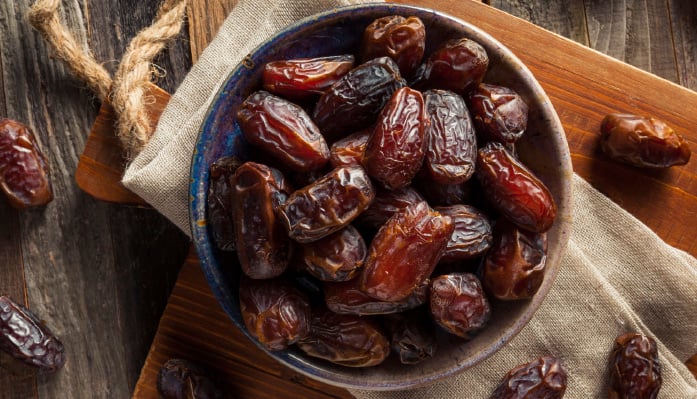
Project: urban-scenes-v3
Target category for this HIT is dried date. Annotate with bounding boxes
[262,55,355,100]
[157,358,223,399]
[0,118,53,209]
[239,276,311,351]
[412,37,489,95]
[360,201,453,302]
[324,278,428,316]
[483,219,547,300]
[429,273,490,339]
[600,113,691,168]
[207,156,241,251]
[363,86,427,190]
[232,162,291,279]
[0,295,65,372]
[360,15,425,78]
[490,355,567,399]
[356,185,425,230]
[313,57,406,141]
[237,91,330,172]
[280,165,375,243]
[297,308,389,367]
[385,309,438,365]
[423,89,477,184]
[476,142,556,233]
[435,205,493,262]
[609,333,662,399]
[300,225,367,282]
[329,129,370,168]
[469,83,528,144]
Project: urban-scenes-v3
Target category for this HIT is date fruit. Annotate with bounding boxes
[324,278,428,316]
[207,156,241,251]
[363,86,427,190]
[239,276,311,351]
[476,142,556,233]
[483,219,547,300]
[435,205,493,262]
[157,358,223,399]
[423,90,477,184]
[263,55,355,100]
[490,355,567,399]
[361,15,425,78]
[0,118,53,209]
[685,353,697,380]
[280,165,375,243]
[238,91,330,172]
[429,273,490,339]
[386,309,437,365]
[0,295,65,372]
[297,308,389,367]
[609,333,662,399]
[600,113,691,168]
[301,225,367,282]
[412,37,489,95]
[360,201,454,302]
[356,185,425,230]
[329,129,370,168]
[232,162,291,279]
[313,57,406,141]
[469,83,528,144]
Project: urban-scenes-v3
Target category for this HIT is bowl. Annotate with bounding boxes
[189,3,572,391]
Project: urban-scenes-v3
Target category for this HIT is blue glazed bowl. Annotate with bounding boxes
[190,3,572,391]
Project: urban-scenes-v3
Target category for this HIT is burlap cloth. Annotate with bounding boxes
[122,1,697,397]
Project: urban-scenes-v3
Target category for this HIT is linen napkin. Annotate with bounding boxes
[122,0,697,397]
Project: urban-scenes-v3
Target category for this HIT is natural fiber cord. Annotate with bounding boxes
[27,0,187,158]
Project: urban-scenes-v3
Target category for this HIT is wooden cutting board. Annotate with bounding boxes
[122,0,697,397]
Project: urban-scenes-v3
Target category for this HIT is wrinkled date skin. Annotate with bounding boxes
[423,89,477,184]
[301,225,367,282]
[0,295,65,372]
[429,273,490,339]
[297,308,390,367]
[0,118,53,209]
[600,113,691,168]
[238,91,330,172]
[360,15,425,78]
[609,333,662,399]
[686,353,697,380]
[483,219,547,300]
[412,37,489,95]
[414,175,471,206]
[363,86,427,190]
[239,276,311,351]
[360,201,454,302]
[232,162,291,279]
[323,278,428,316]
[207,156,241,251]
[262,55,355,100]
[469,83,529,144]
[476,142,556,233]
[157,358,223,399]
[356,185,425,230]
[329,129,370,168]
[313,57,406,141]
[435,205,493,262]
[386,309,438,365]
[280,165,375,243]
[490,355,568,399]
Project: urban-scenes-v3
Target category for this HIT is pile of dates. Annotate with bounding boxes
[207,15,557,368]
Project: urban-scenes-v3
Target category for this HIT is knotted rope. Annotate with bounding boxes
[27,0,187,158]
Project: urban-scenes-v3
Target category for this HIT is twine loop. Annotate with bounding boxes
[28,0,187,158]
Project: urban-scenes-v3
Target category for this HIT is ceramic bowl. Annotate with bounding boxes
[190,3,572,391]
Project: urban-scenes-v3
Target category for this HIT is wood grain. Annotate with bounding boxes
[187,0,240,62]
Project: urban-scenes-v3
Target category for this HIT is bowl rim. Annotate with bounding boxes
[189,2,573,391]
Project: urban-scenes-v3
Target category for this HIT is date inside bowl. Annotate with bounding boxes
[190,3,572,391]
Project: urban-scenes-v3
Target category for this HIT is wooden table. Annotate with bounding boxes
[1,1,695,398]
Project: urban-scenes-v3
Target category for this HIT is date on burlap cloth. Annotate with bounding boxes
[121,1,697,397]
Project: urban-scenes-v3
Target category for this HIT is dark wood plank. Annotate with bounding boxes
[187,0,240,62]
[669,1,697,90]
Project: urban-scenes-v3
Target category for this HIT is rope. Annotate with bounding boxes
[27,0,188,158]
